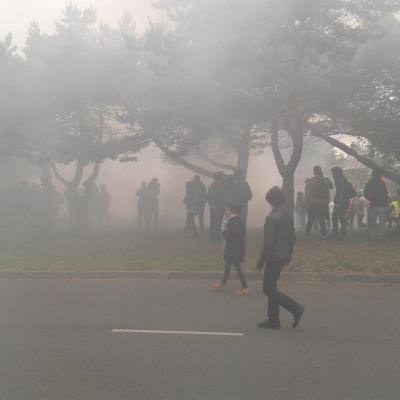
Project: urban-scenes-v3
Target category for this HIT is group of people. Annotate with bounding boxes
[295,165,393,241]
[210,187,305,330]
[136,178,161,229]
[182,170,252,238]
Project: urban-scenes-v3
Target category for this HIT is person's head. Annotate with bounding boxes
[227,204,242,215]
[371,169,382,179]
[265,186,286,208]
[313,166,323,178]
[331,166,344,181]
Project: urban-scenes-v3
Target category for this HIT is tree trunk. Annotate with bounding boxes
[282,172,295,214]
[237,143,250,178]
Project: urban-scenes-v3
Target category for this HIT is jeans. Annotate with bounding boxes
[370,206,387,240]
[332,204,348,238]
[263,262,300,324]
[221,261,248,288]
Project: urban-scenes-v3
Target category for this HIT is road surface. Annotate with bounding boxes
[0,279,399,399]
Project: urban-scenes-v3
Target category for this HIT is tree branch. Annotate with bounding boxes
[271,120,287,177]
[196,151,236,172]
[312,131,400,185]
[153,138,215,178]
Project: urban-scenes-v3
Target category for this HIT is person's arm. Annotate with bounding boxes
[256,217,276,269]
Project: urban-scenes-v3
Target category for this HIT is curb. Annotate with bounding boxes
[0,270,399,284]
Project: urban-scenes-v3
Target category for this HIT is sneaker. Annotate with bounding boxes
[257,320,281,330]
[235,288,250,296]
[211,283,224,291]
[293,305,305,328]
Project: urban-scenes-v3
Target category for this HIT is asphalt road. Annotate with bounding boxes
[0,278,399,400]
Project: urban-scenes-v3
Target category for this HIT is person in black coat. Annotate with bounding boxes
[256,187,305,330]
[331,167,357,239]
[211,204,250,296]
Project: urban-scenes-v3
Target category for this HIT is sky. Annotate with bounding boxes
[0,0,157,48]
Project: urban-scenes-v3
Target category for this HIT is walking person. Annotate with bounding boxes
[331,167,357,239]
[364,169,389,241]
[256,187,305,330]
[305,166,332,238]
[211,205,250,296]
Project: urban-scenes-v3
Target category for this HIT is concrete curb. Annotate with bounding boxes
[0,270,399,284]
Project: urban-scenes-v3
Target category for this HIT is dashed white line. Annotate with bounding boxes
[112,329,244,337]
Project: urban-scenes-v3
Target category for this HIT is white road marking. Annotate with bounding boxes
[112,329,244,337]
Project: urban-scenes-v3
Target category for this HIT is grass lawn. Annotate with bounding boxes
[0,228,399,275]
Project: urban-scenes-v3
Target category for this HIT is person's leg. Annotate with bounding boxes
[263,264,281,325]
[357,214,363,229]
[377,207,387,240]
[318,216,328,238]
[209,207,216,240]
[332,207,339,236]
[305,209,315,235]
[339,207,347,238]
[198,205,205,231]
[233,262,248,289]
[221,261,231,287]
[370,207,378,240]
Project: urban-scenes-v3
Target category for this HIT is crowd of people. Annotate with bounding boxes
[295,165,396,241]
[136,178,160,229]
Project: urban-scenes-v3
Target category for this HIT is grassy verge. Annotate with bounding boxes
[0,229,399,275]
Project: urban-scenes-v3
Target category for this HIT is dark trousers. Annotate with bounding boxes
[210,207,224,242]
[263,262,300,324]
[306,205,327,237]
[196,204,206,231]
[184,212,198,236]
[332,204,348,237]
[221,260,248,288]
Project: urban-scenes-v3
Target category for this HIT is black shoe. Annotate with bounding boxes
[293,306,305,328]
[257,320,281,330]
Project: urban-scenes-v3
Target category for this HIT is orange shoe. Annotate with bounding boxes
[235,288,250,296]
[211,283,225,291]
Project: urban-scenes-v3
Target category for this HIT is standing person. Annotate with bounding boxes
[305,166,332,238]
[183,181,199,237]
[146,178,160,229]
[331,167,357,239]
[229,169,252,223]
[211,205,250,296]
[294,192,307,230]
[388,191,400,229]
[136,182,147,228]
[207,172,226,243]
[99,184,111,225]
[364,169,389,241]
[191,175,207,231]
[256,187,304,330]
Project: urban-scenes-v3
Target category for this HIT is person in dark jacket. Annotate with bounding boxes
[256,187,304,330]
[211,205,250,296]
[192,175,208,231]
[305,166,332,238]
[229,169,253,223]
[364,169,389,240]
[331,167,357,239]
[207,172,226,243]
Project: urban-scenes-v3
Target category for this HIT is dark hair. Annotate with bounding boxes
[331,166,344,180]
[227,204,242,214]
[313,166,323,177]
[265,186,286,207]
